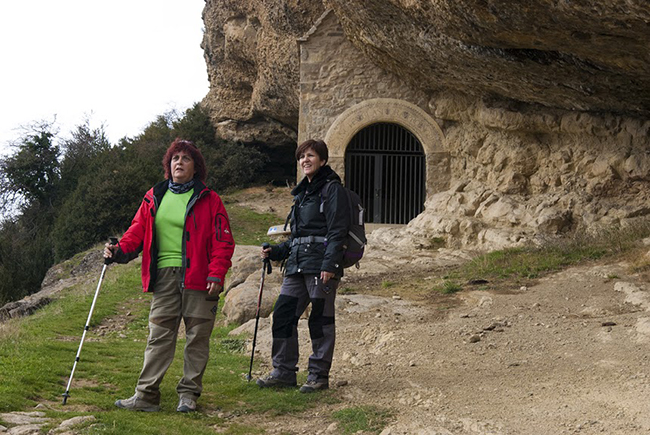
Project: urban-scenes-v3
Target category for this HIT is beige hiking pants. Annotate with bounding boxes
[135,267,218,404]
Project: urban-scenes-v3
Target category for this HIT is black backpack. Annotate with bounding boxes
[320,180,367,269]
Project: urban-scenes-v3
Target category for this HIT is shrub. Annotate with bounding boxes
[209,141,268,190]
[0,206,54,304]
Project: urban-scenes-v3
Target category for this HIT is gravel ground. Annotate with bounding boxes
[237,249,650,435]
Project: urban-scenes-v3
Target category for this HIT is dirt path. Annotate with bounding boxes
[239,248,650,435]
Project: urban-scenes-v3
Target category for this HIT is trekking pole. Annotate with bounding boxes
[246,242,272,381]
[62,237,117,405]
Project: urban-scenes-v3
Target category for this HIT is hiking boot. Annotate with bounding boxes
[299,378,329,393]
[256,374,297,388]
[115,395,160,412]
[176,396,197,413]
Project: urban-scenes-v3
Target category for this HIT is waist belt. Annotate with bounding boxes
[291,236,327,246]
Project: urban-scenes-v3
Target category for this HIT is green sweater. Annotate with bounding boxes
[155,189,193,269]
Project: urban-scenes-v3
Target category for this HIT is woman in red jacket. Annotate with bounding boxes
[104,138,235,413]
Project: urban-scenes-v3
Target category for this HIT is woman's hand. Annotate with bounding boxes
[320,270,335,284]
[261,246,272,259]
[207,281,223,297]
[103,243,117,260]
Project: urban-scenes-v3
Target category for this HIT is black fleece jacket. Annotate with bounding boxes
[270,165,349,277]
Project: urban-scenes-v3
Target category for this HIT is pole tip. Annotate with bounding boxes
[62,392,70,405]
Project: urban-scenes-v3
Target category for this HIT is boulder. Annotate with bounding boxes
[222,253,283,325]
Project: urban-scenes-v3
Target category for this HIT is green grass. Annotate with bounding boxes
[332,406,393,434]
[338,287,357,295]
[0,191,321,433]
[224,203,281,246]
[440,220,650,290]
[0,258,332,434]
[434,280,462,294]
[437,244,601,291]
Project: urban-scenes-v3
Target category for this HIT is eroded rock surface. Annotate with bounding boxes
[202,0,650,137]
[201,0,325,143]
[202,1,650,250]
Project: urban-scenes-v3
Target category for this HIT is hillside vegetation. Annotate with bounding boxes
[0,103,293,306]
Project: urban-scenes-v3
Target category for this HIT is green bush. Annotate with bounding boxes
[0,207,54,304]
[0,102,287,304]
[209,142,268,190]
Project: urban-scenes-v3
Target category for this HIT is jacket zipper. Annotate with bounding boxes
[180,189,208,290]
[147,192,160,292]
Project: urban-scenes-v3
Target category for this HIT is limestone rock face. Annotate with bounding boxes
[326,0,650,117]
[202,1,650,250]
[201,0,325,143]
[366,94,650,250]
[203,1,650,137]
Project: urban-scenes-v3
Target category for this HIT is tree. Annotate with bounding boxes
[58,118,111,198]
[51,146,159,261]
[172,103,216,147]
[50,113,178,261]
[0,204,55,305]
[0,103,278,303]
[0,122,60,212]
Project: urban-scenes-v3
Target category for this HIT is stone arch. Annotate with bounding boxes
[324,98,449,198]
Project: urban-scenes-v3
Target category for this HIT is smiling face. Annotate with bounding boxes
[170,151,196,184]
[299,147,326,180]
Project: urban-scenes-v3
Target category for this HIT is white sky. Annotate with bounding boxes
[0,1,209,153]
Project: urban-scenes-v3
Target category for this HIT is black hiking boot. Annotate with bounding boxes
[299,377,329,393]
[256,374,297,388]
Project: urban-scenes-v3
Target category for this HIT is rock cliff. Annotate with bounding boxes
[202,1,650,249]
[201,0,325,143]
[328,0,650,117]
[202,0,649,139]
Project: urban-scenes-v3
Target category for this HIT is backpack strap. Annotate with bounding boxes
[284,195,300,231]
[319,179,338,213]
[283,209,291,232]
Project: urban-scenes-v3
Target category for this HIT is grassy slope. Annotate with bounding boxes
[0,189,328,434]
[2,187,650,434]
[0,257,336,434]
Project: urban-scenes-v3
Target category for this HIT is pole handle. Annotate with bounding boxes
[104,237,118,265]
[262,243,272,274]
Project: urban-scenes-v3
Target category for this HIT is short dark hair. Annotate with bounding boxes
[162,138,207,182]
[295,139,328,163]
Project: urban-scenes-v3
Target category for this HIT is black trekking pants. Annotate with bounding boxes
[270,273,338,382]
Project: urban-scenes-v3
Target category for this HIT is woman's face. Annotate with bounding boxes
[299,147,326,180]
[170,151,196,184]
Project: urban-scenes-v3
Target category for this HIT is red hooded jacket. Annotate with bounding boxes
[113,179,235,292]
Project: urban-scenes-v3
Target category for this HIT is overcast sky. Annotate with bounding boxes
[0,1,209,154]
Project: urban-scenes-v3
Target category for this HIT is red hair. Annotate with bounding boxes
[162,138,207,182]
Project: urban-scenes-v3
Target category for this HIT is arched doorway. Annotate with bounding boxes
[345,122,426,224]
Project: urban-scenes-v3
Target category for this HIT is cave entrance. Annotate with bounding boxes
[345,122,426,224]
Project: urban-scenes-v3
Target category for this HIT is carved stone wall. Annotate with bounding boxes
[323,98,448,197]
[204,2,650,251]
[297,11,650,250]
[298,11,449,197]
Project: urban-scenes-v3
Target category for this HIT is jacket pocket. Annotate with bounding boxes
[215,213,233,244]
[296,241,326,270]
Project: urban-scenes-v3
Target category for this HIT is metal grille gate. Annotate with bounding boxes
[345,123,426,224]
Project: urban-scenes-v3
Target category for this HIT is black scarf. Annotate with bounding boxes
[168,178,195,194]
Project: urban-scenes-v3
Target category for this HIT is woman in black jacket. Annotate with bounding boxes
[257,139,350,393]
